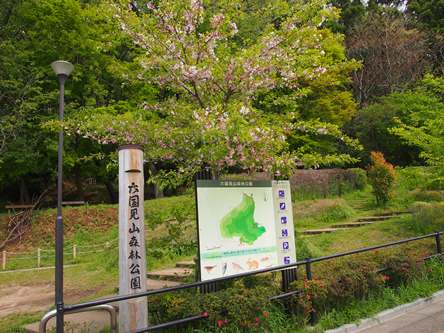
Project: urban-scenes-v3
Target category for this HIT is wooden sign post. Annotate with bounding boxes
[118,145,148,332]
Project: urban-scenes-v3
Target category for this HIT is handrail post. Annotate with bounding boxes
[39,305,117,333]
[435,231,442,254]
[305,258,316,326]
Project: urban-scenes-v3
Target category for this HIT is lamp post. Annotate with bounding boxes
[51,60,74,333]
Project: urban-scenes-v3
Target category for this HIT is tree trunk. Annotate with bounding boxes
[105,181,118,204]
[149,164,164,199]
[73,165,85,200]
[19,179,30,204]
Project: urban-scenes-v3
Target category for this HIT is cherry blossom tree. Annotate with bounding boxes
[66,0,361,187]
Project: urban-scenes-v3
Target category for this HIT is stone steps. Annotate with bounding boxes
[147,278,182,290]
[375,211,411,217]
[146,267,193,282]
[331,222,374,228]
[302,212,411,235]
[301,228,342,235]
[357,215,401,222]
[175,260,195,268]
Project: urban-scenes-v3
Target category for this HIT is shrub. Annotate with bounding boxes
[368,151,396,205]
[292,259,385,321]
[294,198,355,224]
[296,238,323,260]
[425,177,444,191]
[148,278,280,331]
[291,253,428,323]
[411,189,444,202]
[318,203,356,224]
[349,168,367,190]
[326,261,384,303]
[382,255,423,288]
[291,169,368,200]
[397,167,431,191]
[409,202,444,234]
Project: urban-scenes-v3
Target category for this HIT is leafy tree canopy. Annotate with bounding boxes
[408,0,444,33]
[0,0,149,199]
[65,0,361,189]
[391,75,444,169]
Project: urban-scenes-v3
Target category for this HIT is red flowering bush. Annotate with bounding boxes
[291,258,386,321]
[382,255,422,287]
[368,151,396,205]
[293,277,328,319]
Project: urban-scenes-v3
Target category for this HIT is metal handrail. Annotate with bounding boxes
[65,231,441,312]
[45,231,444,333]
[39,304,117,333]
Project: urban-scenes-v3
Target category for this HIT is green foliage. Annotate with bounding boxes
[292,253,423,324]
[424,178,444,191]
[349,168,367,190]
[346,89,442,165]
[317,259,444,332]
[0,313,42,333]
[64,0,362,190]
[328,0,367,33]
[390,75,444,173]
[368,152,396,206]
[396,167,432,191]
[296,199,356,228]
[149,278,279,331]
[296,238,324,260]
[383,255,422,288]
[407,202,444,234]
[0,0,151,200]
[292,169,367,201]
[411,189,444,202]
[408,0,444,33]
[319,203,355,223]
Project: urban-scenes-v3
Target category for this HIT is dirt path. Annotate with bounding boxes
[0,284,54,318]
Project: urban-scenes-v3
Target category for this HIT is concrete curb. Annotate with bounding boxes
[324,289,444,333]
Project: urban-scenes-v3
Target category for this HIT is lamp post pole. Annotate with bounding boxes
[51,60,74,333]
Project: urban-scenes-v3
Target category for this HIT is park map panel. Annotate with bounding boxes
[196,180,296,281]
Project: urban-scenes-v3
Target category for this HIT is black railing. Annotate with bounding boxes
[60,231,443,333]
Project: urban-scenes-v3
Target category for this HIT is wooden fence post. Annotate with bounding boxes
[37,248,41,268]
[73,245,77,260]
[2,251,6,270]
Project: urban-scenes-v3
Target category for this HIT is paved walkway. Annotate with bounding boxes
[359,297,444,333]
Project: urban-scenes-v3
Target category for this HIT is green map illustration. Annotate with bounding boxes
[220,193,266,245]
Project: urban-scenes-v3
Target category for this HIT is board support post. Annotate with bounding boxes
[195,167,219,294]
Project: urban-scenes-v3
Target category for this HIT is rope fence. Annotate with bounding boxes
[0,238,119,271]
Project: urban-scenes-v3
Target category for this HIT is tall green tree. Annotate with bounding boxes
[348,74,444,166]
[391,75,444,171]
[329,0,366,33]
[408,0,444,33]
[0,0,153,202]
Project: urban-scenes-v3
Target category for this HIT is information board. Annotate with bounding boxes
[196,180,296,281]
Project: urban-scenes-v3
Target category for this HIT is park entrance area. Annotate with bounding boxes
[2,0,444,332]
[1,166,444,333]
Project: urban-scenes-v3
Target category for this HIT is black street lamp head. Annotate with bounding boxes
[51,60,74,77]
